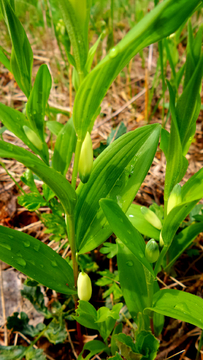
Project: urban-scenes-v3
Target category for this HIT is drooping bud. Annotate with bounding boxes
[159,231,164,247]
[167,184,182,215]
[141,207,162,230]
[77,272,92,302]
[78,132,93,183]
[145,239,160,263]
[23,125,43,151]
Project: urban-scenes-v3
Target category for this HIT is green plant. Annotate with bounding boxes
[0,0,203,358]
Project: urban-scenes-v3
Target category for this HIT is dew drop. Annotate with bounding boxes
[1,243,11,251]
[8,235,14,239]
[109,47,118,58]
[40,264,44,268]
[17,258,26,267]
[174,302,189,314]
[127,230,132,235]
[30,260,35,266]
[139,251,144,258]
[126,260,134,267]
[34,242,40,251]
[51,260,58,267]
[17,252,22,257]
[23,239,30,247]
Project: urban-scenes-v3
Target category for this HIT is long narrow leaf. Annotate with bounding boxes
[73,0,201,140]
[0,226,75,294]
[0,141,77,215]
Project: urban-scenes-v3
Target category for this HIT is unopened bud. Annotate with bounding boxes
[145,239,160,263]
[78,132,93,183]
[77,272,92,302]
[167,184,182,215]
[141,207,162,230]
[23,125,43,151]
[159,231,164,247]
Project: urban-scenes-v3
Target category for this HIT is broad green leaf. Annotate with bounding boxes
[135,331,159,360]
[0,103,48,164]
[117,241,150,329]
[100,199,154,277]
[75,124,161,254]
[52,118,77,175]
[164,222,203,271]
[145,289,203,329]
[73,0,201,139]
[78,340,109,360]
[159,128,169,161]
[46,121,63,136]
[0,226,75,294]
[164,82,185,202]
[26,64,52,141]
[126,204,160,240]
[0,0,33,97]
[0,47,11,71]
[74,300,98,330]
[0,141,77,215]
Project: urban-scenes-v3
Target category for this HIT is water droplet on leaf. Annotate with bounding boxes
[126,260,134,267]
[1,243,11,251]
[23,239,30,247]
[51,260,57,267]
[109,47,118,58]
[17,258,26,267]
[34,242,40,251]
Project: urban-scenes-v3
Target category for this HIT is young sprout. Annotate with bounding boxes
[141,207,162,230]
[78,131,93,183]
[77,272,92,302]
[167,183,182,215]
[159,231,164,247]
[145,239,160,263]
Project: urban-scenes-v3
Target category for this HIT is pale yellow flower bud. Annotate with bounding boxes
[77,272,92,302]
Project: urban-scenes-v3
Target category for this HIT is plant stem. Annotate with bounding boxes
[72,137,82,190]
[66,213,78,287]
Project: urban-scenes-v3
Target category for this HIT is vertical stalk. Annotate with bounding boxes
[71,138,82,190]
[66,213,78,287]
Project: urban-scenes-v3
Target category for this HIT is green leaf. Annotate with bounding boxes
[46,121,64,136]
[85,34,102,73]
[135,331,159,360]
[114,333,142,360]
[58,0,88,73]
[0,346,46,360]
[73,0,200,139]
[7,312,45,337]
[181,167,203,203]
[176,55,203,155]
[126,204,160,240]
[111,323,123,356]
[100,242,118,259]
[164,81,185,202]
[0,141,77,215]
[74,301,123,342]
[107,122,127,146]
[78,340,109,360]
[0,47,11,71]
[44,319,67,344]
[0,225,75,294]
[75,124,161,254]
[52,118,77,175]
[164,222,203,271]
[18,193,47,211]
[108,354,123,360]
[145,289,203,329]
[117,241,150,328]
[0,0,33,97]
[26,64,52,141]
[101,199,154,277]
[0,104,48,164]
[21,284,52,318]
